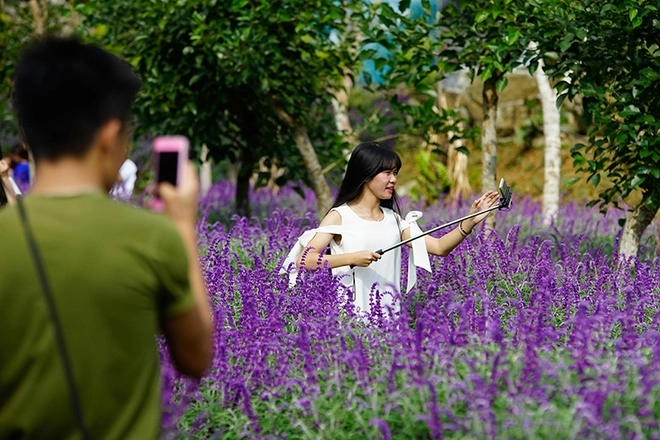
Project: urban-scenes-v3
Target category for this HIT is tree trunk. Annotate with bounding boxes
[481,74,500,229]
[235,148,255,218]
[436,81,472,201]
[200,144,212,196]
[271,104,333,218]
[534,63,561,227]
[447,136,471,201]
[619,202,657,261]
[28,0,46,35]
[331,74,356,149]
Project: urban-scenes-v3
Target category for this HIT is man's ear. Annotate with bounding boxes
[96,119,123,155]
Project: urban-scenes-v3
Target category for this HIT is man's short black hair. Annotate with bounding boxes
[13,35,142,162]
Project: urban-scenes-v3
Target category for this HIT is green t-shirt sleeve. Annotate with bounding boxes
[155,223,196,317]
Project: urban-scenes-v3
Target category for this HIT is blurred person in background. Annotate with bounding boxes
[0,35,213,439]
[110,157,138,201]
[0,149,18,207]
[7,143,31,194]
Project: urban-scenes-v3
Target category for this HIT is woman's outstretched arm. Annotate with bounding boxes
[403,190,501,256]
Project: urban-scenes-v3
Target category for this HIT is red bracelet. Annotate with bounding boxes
[458,221,471,237]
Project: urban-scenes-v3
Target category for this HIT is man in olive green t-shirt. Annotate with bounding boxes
[0,36,213,439]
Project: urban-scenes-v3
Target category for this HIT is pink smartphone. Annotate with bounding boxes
[151,135,189,210]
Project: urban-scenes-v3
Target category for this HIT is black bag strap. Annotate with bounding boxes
[16,198,89,439]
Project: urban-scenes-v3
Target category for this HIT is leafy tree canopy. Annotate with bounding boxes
[528,0,660,212]
[77,0,361,187]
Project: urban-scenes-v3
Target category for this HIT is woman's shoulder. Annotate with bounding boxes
[320,208,343,226]
[331,204,350,215]
[382,207,399,220]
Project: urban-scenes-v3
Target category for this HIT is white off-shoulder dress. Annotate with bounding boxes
[328,204,402,312]
[281,205,431,314]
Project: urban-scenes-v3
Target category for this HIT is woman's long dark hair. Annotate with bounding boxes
[331,141,402,213]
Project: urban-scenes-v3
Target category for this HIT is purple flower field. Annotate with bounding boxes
[161,181,659,439]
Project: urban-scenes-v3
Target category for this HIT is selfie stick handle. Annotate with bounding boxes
[374,204,502,256]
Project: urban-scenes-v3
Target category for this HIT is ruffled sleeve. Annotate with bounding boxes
[280,225,345,286]
[400,211,432,293]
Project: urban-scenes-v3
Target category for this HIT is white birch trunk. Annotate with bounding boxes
[534,62,562,227]
[199,144,212,196]
[619,203,657,261]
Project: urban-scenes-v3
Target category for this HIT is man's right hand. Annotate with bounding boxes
[158,161,200,226]
[158,160,213,378]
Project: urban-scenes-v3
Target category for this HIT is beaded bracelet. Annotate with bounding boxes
[458,221,471,237]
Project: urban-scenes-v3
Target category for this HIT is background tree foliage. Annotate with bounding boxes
[0,0,75,132]
[0,0,658,254]
[77,0,361,216]
[527,0,660,257]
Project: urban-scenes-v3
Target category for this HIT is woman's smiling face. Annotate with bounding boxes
[365,168,398,200]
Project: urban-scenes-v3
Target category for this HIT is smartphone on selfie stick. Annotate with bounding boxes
[151,135,189,211]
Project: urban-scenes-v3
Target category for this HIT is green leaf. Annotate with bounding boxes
[398,0,411,12]
[455,146,470,156]
[556,93,568,108]
[554,80,570,93]
[475,11,490,24]
[640,148,654,159]
[315,50,329,60]
[580,82,598,97]
[496,76,508,93]
[570,143,585,153]
[640,67,660,81]
[505,27,520,46]
[630,174,645,188]
[481,65,494,83]
[93,24,109,38]
[566,177,581,187]
[588,173,601,187]
[629,8,638,21]
[188,74,202,86]
[571,151,585,167]
[620,105,641,117]
[559,33,574,52]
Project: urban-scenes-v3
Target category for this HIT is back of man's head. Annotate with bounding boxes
[13,35,141,162]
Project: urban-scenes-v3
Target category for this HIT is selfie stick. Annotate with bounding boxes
[375,178,513,256]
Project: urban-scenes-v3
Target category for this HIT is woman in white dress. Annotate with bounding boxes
[296,141,500,313]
